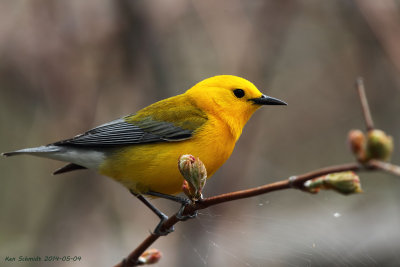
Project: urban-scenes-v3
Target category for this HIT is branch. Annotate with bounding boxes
[368,159,400,176]
[114,162,368,267]
[356,77,375,131]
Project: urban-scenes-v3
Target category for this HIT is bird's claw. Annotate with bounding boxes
[175,201,198,221]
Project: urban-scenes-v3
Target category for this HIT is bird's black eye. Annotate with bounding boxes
[233,89,245,98]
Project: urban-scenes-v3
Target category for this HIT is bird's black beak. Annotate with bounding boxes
[249,94,287,105]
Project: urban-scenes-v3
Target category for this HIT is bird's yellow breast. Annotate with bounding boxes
[99,114,236,195]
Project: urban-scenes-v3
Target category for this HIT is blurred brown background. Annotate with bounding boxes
[1,1,400,266]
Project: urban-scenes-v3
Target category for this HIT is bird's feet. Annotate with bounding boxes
[175,199,198,221]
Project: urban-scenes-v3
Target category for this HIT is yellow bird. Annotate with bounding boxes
[3,75,286,234]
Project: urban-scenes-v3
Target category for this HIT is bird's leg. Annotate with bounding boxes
[130,190,174,236]
[145,191,189,204]
[146,191,198,221]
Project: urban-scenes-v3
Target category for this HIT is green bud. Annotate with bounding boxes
[304,171,362,195]
[178,154,207,200]
[324,171,363,195]
[366,129,393,161]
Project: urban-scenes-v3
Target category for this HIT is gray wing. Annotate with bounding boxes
[53,118,193,147]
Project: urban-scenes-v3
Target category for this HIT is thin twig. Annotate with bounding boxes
[356,77,375,131]
[114,162,365,267]
[368,160,400,176]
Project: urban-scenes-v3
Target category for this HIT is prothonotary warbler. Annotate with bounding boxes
[3,75,286,235]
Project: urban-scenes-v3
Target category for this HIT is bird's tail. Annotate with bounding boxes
[2,146,88,175]
[2,145,103,173]
[2,145,61,157]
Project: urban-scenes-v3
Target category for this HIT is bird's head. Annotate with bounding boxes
[185,75,286,140]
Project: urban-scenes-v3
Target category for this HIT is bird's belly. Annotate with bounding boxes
[99,135,235,195]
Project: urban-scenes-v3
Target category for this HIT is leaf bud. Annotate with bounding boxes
[304,171,362,195]
[138,249,162,265]
[366,129,393,161]
[178,154,207,201]
[347,129,366,161]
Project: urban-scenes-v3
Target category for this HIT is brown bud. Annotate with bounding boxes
[347,129,366,161]
[182,180,197,199]
[138,249,162,265]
